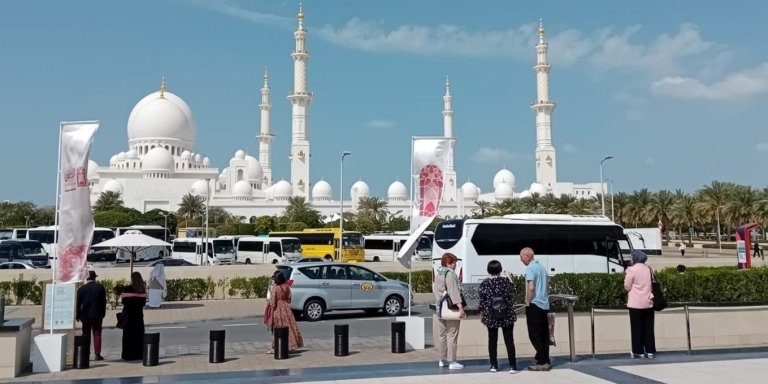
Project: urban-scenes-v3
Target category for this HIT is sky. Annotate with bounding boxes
[1,0,767,205]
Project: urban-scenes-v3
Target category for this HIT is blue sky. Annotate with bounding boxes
[2,0,767,205]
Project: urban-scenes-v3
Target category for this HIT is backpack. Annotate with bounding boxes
[490,296,509,319]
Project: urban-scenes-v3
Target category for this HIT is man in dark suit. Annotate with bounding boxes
[77,270,107,360]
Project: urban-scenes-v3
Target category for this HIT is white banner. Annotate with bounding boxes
[410,137,451,231]
[56,122,98,283]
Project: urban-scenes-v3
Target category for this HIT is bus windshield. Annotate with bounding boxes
[212,240,234,254]
[21,242,46,256]
[343,233,364,248]
[417,236,432,250]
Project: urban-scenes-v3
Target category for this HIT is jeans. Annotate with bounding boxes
[525,304,550,365]
[487,324,516,369]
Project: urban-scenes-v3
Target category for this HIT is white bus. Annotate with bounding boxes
[0,228,29,240]
[236,237,302,264]
[115,225,171,262]
[432,215,631,283]
[171,237,236,265]
[364,234,409,262]
[26,226,116,262]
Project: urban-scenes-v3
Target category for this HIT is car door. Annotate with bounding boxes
[318,265,352,309]
[347,265,383,308]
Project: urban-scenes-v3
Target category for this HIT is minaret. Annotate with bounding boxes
[531,19,557,191]
[288,2,312,197]
[257,68,274,188]
[442,76,458,203]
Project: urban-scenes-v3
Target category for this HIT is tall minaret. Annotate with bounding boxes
[257,68,274,188]
[442,76,458,203]
[531,19,557,191]
[288,3,312,197]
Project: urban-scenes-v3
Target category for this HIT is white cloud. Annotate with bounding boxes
[756,142,768,152]
[562,143,578,153]
[186,0,292,29]
[651,63,768,100]
[471,147,529,165]
[365,120,395,129]
[645,157,656,165]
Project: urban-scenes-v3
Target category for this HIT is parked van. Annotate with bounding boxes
[236,237,302,264]
[171,238,236,265]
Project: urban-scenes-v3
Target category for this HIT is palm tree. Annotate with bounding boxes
[568,197,598,215]
[624,189,656,227]
[652,190,676,241]
[473,200,492,218]
[93,191,123,212]
[283,196,322,227]
[176,193,205,227]
[357,196,389,224]
[520,194,544,213]
[727,185,759,227]
[697,181,734,247]
[670,194,698,245]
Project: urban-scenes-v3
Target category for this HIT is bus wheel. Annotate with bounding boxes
[373,256,380,262]
[245,259,251,265]
[324,255,333,261]
[271,259,278,264]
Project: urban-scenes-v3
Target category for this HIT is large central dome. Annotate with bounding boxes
[127,89,195,142]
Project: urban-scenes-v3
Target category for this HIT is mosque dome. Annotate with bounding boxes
[529,182,547,195]
[232,180,252,198]
[202,157,210,166]
[245,155,264,182]
[127,91,195,142]
[102,179,124,194]
[87,160,99,180]
[264,185,274,200]
[109,155,119,165]
[387,181,407,201]
[312,180,333,200]
[233,150,246,160]
[126,149,136,158]
[518,190,532,198]
[193,153,202,163]
[493,169,516,189]
[460,182,479,199]
[142,147,175,173]
[190,180,209,197]
[494,182,514,200]
[272,180,293,198]
[181,150,191,159]
[351,180,370,198]
[117,152,126,161]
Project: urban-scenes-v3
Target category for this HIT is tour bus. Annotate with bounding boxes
[115,225,171,262]
[432,214,632,283]
[364,234,409,262]
[0,228,28,240]
[171,237,236,265]
[269,228,365,262]
[217,235,256,250]
[236,236,302,264]
[0,229,12,240]
[26,226,116,262]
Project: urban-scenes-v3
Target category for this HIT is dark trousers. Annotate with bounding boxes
[487,325,516,369]
[628,308,656,355]
[525,304,550,365]
[81,318,103,356]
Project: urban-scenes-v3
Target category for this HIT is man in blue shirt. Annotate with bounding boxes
[521,247,550,371]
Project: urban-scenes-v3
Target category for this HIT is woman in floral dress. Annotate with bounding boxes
[266,271,304,353]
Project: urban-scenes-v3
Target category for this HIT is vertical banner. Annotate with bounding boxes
[397,137,450,269]
[56,122,99,283]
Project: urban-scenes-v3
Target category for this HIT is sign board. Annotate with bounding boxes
[42,282,77,331]
[737,240,747,264]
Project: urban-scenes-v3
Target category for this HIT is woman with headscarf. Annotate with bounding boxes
[147,263,167,308]
[624,250,657,359]
[434,252,465,370]
[119,271,147,361]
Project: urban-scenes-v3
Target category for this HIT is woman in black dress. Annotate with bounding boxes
[478,260,518,373]
[119,271,147,361]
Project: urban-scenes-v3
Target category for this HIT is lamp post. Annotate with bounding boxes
[599,155,614,216]
[605,178,615,221]
[339,151,351,261]
[716,205,722,254]
[160,212,169,242]
[204,179,210,265]
[25,215,30,228]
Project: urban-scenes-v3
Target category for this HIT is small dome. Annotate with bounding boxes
[351,180,370,198]
[127,91,195,142]
[245,155,264,182]
[493,169,516,189]
[387,181,407,200]
[87,160,99,180]
[202,157,210,166]
[194,153,202,163]
[272,180,293,197]
[117,152,126,161]
[109,155,119,165]
[189,180,209,196]
[529,182,547,195]
[126,149,136,158]
[264,185,274,200]
[234,150,246,160]
[181,150,191,159]
[460,182,479,199]
[232,180,252,197]
[143,147,175,172]
[312,180,333,200]
[518,190,532,198]
[494,182,514,199]
[102,179,124,194]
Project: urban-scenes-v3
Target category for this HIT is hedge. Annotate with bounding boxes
[4,266,768,308]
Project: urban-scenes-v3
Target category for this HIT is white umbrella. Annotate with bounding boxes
[92,231,172,275]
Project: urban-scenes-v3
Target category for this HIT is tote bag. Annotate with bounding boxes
[439,293,462,320]
[649,268,667,311]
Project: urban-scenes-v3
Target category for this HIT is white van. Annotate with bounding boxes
[171,238,236,265]
[236,237,302,264]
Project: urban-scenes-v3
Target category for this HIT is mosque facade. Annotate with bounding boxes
[87,8,602,221]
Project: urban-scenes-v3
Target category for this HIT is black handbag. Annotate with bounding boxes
[116,312,125,329]
[444,273,467,310]
[649,268,667,311]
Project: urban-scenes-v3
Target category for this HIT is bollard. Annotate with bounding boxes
[274,327,289,360]
[391,321,405,353]
[334,324,349,357]
[209,330,226,363]
[73,335,90,369]
[0,296,5,324]
[142,333,160,367]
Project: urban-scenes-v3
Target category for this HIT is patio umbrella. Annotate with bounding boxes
[91,231,172,275]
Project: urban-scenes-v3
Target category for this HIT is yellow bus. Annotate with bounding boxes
[269,228,365,262]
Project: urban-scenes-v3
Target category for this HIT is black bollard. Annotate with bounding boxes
[209,329,226,363]
[73,335,90,369]
[142,332,160,367]
[274,327,289,360]
[334,324,349,357]
[391,321,406,353]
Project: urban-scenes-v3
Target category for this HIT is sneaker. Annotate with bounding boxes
[527,363,551,371]
[94,355,104,361]
[646,353,655,359]
[438,360,448,367]
[631,353,646,359]
[448,362,464,370]
[509,368,520,374]
[490,365,498,373]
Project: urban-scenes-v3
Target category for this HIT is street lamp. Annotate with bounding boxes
[606,178,615,221]
[160,212,169,242]
[716,205,723,254]
[204,179,211,265]
[339,151,351,261]
[599,155,614,216]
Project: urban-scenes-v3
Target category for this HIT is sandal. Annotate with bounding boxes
[265,349,274,354]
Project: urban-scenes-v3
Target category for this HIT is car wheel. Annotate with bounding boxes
[245,258,251,265]
[303,299,325,322]
[324,255,333,261]
[384,295,403,316]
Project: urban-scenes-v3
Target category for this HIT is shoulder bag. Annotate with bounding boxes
[649,267,667,311]
[443,271,467,310]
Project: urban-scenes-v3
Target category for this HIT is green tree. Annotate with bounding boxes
[93,210,137,227]
[389,216,410,231]
[286,222,308,231]
[357,196,389,225]
[253,215,277,235]
[282,196,321,227]
[93,191,124,212]
[472,200,492,218]
[208,206,234,225]
[670,194,699,246]
[215,223,238,236]
[652,190,676,241]
[697,181,735,247]
[567,197,597,215]
[177,193,206,227]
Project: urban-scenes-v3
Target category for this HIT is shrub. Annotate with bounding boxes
[380,270,433,293]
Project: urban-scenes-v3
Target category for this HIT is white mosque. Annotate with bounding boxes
[87,8,602,221]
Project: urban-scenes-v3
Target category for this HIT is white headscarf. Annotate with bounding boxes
[149,263,167,290]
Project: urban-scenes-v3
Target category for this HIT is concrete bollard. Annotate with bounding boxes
[0,296,5,324]
[73,335,90,369]
[274,327,289,360]
[209,330,226,363]
[334,324,349,357]
[391,321,405,353]
[142,333,160,367]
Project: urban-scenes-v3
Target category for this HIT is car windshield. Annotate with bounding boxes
[282,239,301,253]
[21,242,46,256]
[212,240,234,254]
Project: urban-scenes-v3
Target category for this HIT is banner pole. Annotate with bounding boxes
[50,122,65,334]
[408,137,415,317]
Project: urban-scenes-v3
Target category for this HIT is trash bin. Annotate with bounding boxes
[209,329,226,363]
[73,335,90,369]
[334,324,349,357]
[274,327,289,360]
[391,321,405,353]
[142,332,160,367]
